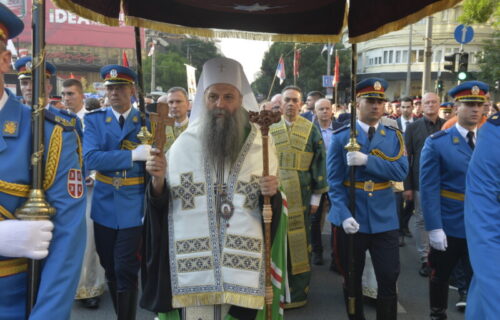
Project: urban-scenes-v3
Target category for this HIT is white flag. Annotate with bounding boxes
[184,64,197,101]
[147,42,155,57]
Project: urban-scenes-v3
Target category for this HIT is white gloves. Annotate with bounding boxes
[132,144,152,162]
[0,220,54,260]
[346,151,368,166]
[342,217,360,234]
[429,229,448,251]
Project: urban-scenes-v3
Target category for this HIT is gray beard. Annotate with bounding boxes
[202,107,248,168]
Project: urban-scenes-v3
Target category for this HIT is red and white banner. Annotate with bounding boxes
[293,48,301,79]
[184,64,197,101]
[275,56,286,85]
[333,54,340,87]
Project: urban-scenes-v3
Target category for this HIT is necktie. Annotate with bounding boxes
[368,126,376,141]
[119,115,125,129]
[466,131,475,150]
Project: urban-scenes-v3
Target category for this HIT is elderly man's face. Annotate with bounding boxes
[281,89,302,121]
[205,83,242,115]
[422,93,440,118]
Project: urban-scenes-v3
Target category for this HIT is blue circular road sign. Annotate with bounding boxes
[454,24,474,44]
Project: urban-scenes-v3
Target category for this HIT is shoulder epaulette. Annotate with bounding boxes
[45,110,76,131]
[333,124,350,134]
[385,125,402,133]
[430,130,447,139]
[87,107,107,114]
[487,112,500,126]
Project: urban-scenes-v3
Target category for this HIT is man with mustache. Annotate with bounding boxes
[142,57,287,320]
[420,81,489,320]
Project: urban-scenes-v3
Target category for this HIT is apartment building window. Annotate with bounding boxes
[441,10,449,22]
[418,50,425,62]
[383,51,388,64]
[402,50,408,63]
[389,51,393,63]
[395,51,401,63]
[434,50,442,62]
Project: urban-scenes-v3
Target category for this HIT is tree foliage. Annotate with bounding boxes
[251,42,351,100]
[142,38,221,92]
[476,31,500,87]
[459,0,500,28]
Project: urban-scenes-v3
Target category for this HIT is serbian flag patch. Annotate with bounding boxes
[67,169,84,198]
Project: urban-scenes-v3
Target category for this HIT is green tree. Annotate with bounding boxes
[252,42,351,99]
[143,51,188,92]
[459,0,500,28]
[475,31,500,88]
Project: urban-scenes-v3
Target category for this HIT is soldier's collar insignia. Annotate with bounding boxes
[380,129,386,136]
[453,136,460,144]
[374,81,382,91]
[132,116,138,123]
[471,85,480,95]
[3,121,18,136]
[106,117,112,123]
[110,69,118,78]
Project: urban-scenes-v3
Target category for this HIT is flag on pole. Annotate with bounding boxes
[184,64,197,101]
[70,73,75,79]
[293,49,301,79]
[148,42,155,57]
[256,189,289,320]
[122,50,129,67]
[333,54,340,87]
[275,56,286,85]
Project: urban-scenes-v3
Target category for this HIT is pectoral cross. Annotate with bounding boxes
[149,102,175,153]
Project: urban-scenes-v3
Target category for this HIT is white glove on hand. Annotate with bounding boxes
[132,144,152,162]
[346,151,368,166]
[342,217,360,234]
[0,220,54,260]
[429,229,448,251]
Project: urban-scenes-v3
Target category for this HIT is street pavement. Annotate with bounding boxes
[71,216,466,319]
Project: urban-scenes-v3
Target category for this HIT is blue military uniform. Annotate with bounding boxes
[420,80,489,319]
[0,92,86,319]
[327,78,408,320]
[0,5,86,319]
[465,113,500,320]
[83,64,148,317]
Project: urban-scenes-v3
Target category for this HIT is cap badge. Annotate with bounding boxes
[374,81,382,91]
[110,69,118,78]
[471,85,480,95]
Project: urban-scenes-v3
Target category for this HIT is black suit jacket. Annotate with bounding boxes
[404,117,445,191]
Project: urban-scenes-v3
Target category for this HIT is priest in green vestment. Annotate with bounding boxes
[156,87,190,151]
[270,86,328,309]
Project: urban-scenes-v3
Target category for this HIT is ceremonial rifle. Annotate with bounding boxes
[248,110,281,320]
[134,27,152,145]
[344,43,360,317]
[15,0,56,317]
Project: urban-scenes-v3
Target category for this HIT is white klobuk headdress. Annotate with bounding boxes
[189,57,258,124]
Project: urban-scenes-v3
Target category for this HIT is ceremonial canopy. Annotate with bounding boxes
[53,0,461,43]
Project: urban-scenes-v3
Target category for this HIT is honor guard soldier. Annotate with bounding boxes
[14,55,56,106]
[420,81,489,319]
[0,4,87,319]
[464,111,500,320]
[328,78,408,320]
[439,102,454,121]
[83,64,150,319]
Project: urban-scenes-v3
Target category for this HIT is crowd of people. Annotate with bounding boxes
[0,3,499,320]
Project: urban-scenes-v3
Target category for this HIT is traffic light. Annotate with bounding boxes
[457,52,469,80]
[444,53,457,73]
[436,79,443,92]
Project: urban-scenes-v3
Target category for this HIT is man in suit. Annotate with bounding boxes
[403,92,445,277]
[311,98,343,266]
[301,90,324,121]
[420,81,488,319]
[328,78,408,319]
[83,64,150,319]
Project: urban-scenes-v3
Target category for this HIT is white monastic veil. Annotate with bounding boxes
[189,57,259,125]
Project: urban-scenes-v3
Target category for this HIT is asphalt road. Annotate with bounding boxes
[71,217,466,320]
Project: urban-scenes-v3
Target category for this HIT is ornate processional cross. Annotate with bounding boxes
[149,102,175,153]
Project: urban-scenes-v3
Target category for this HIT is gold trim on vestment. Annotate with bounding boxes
[43,125,63,190]
[172,291,264,309]
[0,180,30,198]
[349,0,461,43]
[0,258,28,277]
[271,118,312,275]
[284,299,308,309]
[0,204,16,220]
[76,133,83,168]
[370,130,404,161]
[440,189,464,201]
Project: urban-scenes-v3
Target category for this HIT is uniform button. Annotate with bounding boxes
[368,193,373,197]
